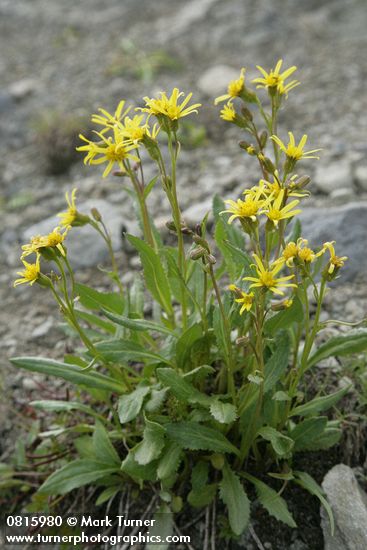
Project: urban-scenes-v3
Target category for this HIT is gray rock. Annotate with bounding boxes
[321,464,367,550]
[0,91,14,113]
[23,199,128,269]
[299,202,367,281]
[197,65,241,97]
[181,198,213,226]
[330,187,354,203]
[31,317,54,339]
[314,161,352,194]
[8,78,38,101]
[354,165,367,192]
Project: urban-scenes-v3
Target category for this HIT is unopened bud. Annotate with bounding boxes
[206,254,216,265]
[192,234,210,252]
[166,220,177,232]
[271,299,293,311]
[112,170,127,177]
[241,106,253,121]
[262,156,276,173]
[236,336,251,347]
[91,207,102,222]
[239,140,251,151]
[195,223,202,237]
[190,246,206,260]
[259,130,268,149]
[294,175,311,188]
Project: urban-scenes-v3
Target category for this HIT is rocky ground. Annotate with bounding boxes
[1,0,367,548]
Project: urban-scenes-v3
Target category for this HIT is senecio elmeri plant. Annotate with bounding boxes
[12,59,364,540]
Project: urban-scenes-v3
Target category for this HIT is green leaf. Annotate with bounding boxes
[135,418,166,465]
[121,449,157,482]
[96,486,120,506]
[11,357,126,394]
[188,484,217,508]
[290,385,350,417]
[30,400,102,420]
[157,442,183,480]
[264,331,291,392]
[145,388,168,413]
[175,323,203,370]
[146,503,173,550]
[191,461,209,490]
[38,460,118,495]
[308,329,367,368]
[265,296,304,333]
[213,195,246,250]
[289,417,328,451]
[294,471,334,535]
[210,401,238,424]
[118,385,150,423]
[127,235,173,317]
[243,473,296,528]
[258,427,294,457]
[102,310,174,337]
[220,463,250,535]
[303,427,341,451]
[93,421,121,466]
[157,368,211,407]
[95,339,172,365]
[143,175,159,199]
[75,310,116,334]
[75,283,124,314]
[166,422,239,455]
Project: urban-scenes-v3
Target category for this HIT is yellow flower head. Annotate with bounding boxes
[220,101,236,122]
[21,227,69,258]
[140,88,201,121]
[253,59,299,96]
[119,114,160,143]
[234,290,254,314]
[271,132,321,161]
[214,68,246,105]
[77,127,139,177]
[244,254,297,296]
[91,100,131,133]
[323,241,348,275]
[14,255,41,287]
[57,188,78,227]
[222,187,269,223]
[263,189,302,227]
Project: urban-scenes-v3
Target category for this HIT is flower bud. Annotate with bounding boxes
[112,170,127,178]
[241,106,253,121]
[91,208,102,222]
[192,234,210,252]
[259,130,268,149]
[236,336,251,347]
[239,140,251,151]
[206,254,217,265]
[190,246,206,260]
[294,175,311,188]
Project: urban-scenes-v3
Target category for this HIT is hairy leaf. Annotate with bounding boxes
[308,329,367,368]
[220,463,250,535]
[118,385,150,423]
[166,422,239,455]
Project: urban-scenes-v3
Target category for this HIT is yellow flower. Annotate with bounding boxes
[14,255,41,287]
[214,68,246,104]
[244,254,296,296]
[263,189,301,226]
[140,88,201,121]
[229,285,254,314]
[119,114,160,143]
[236,292,254,314]
[271,132,321,161]
[280,237,325,267]
[260,174,305,199]
[222,187,268,223]
[21,227,69,258]
[252,59,299,96]
[323,241,348,274]
[57,188,78,227]
[91,100,131,133]
[77,127,139,177]
[220,101,236,122]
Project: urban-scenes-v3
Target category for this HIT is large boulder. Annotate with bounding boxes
[321,464,367,550]
[299,202,367,282]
